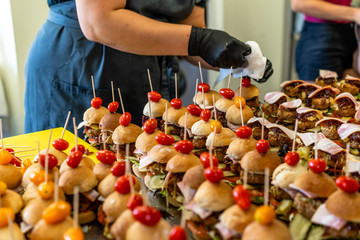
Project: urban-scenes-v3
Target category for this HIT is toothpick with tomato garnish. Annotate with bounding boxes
[52,111,71,152]
[125,143,135,196]
[61,111,71,139]
[227,66,233,89]
[213,95,218,122]
[118,88,125,114]
[198,62,204,84]
[147,95,152,119]
[73,185,79,228]
[54,171,59,202]
[264,167,270,206]
[175,73,178,99]
[147,69,154,92]
[292,120,298,152]
[45,129,53,183]
[184,112,187,141]
[7,211,14,240]
[346,143,350,177]
[165,102,168,134]
[314,130,318,160]
[73,118,78,153]
[193,79,199,105]
[91,75,96,99]
[63,185,84,240]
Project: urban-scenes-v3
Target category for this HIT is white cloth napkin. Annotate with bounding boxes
[218,41,267,80]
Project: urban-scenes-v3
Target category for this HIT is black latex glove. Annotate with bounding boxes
[253,59,274,84]
[188,26,251,69]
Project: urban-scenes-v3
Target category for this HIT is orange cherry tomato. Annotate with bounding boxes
[63,227,84,240]
[21,159,33,174]
[42,201,71,224]
[29,169,46,186]
[37,181,55,199]
[0,208,14,228]
[210,120,222,133]
[0,149,12,165]
[235,96,246,109]
[0,181,7,196]
[254,205,276,225]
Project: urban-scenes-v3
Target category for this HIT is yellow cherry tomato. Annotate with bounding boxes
[37,181,55,199]
[42,200,71,224]
[210,120,222,134]
[254,205,276,225]
[0,149,12,165]
[63,227,85,240]
[21,159,33,174]
[0,208,15,228]
[29,169,46,186]
[235,96,246,109]
[0,181,7,196]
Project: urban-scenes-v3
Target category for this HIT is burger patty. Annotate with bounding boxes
[193,136,207,149]
[333,98,356,117]
[262,102,280,118]
[297,111,320,131]
[317,150,345,170]
[270,185,292,201]
[338,82,359,96]
[187,212,221,240]
[324,222,359,239]
[311,97,330,110]
[350,133,360,149]
[147,162,167,176]
[180,128,193,141]
[160,120,181,136]
[84,126,101,138]
[212,146,229,163]
[223,156,240,174]
[293,193,324,220]
[239,169,266,185]
[246,122,269,140]
[246,96,260,110]
[268,129,292,148]
[277,107,297,124]
[315,77,336,86]
[319,124,340,140]
[113,142,136,157]
[215,108,227,127]
[142,115,162,130]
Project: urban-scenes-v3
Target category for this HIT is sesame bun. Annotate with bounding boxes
[143,98,170,118]
[166,153,201,173]
[242,219,292,240]
[162,106,187,125]
[135,130,162,153]
[30,216,74,240]
[99,112,121,131]
[22,198,53,227]
[22,163,58,188]
[98,174,117,198]
[193,90,222,108]
[293,171,337,198]
[59,156,95,175]
[148,144,178,164]
[0,164,22,189]
[219,204,256,234]
[225,105,254,125]
[59,166,98,195]
[235,84,260,99]
[93,162,113,182]
[178,114,202,129]
[182,165,206,190]
[1,190,23,214]
[37,148,68,166]
[226,138,257,160]
[82,106,110,125]
[126,219,171,240]
[272,163,307,188]
[191,119,214,136]
[215,98,235,113]
[241,150,281,174]
[0,223,25,240]
[194,181,234,212]
[22,182,65,205]
[112,124,143,145]
[326,190,360,222]
[102,192,131,223]
[206,128,236,147]
[110,209,135,240]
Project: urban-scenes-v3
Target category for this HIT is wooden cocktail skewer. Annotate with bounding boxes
[126,144,135,195]
[239,96,244,127]
[45,129,53,183]
[184,113,187,141]
[7,212,14,240]
[91,75,96,98]
[227,67,233,89]
[202,87,205,110]
[238,72,243,97]
[61,111,71,139]
[292,120,298,152]
[264,167,270,206]
[17,154,34,158]
[165,103,168,134]
[314,131,318,160]
[261,113,265,140]
[12,149,36,154]
[73,185,79,228]
[193,79,199,105]
[73,118,78,152]
[111,81,115,102]
[209,131,215,169]
[213,95,218,121]
[117,88,125,114]
[198,62,204,84]
[175,73,178,99]
[54,171,59,202]
[147,69,154,92]
[147,95,152,119]
[346,143,350,177]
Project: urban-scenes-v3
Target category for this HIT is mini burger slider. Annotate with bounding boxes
[225,98,254,131]
[277,99,302,125]
[315,69,338,87]
[235,79,261,115]
[161,104,187,137]
[314,138,346,171]
[337,74,360,97]
[296,107,323,132]
[338,123,360,156]
[178,107,202,140]
[280,79,305,98]
[246,117,271,140]
[215,88,235,127]
[261,91,289,123]
[293,83,321,107]
[142,91,169,127]
[190,118,214,154]
[193,83,221,109]
[308,86,340,113]
[206,127,236,162]
[315,117,346,140]
[98,111,121,151]
[331,92,358,120]
[267,123,295,152]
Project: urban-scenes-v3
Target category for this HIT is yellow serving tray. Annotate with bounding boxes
[3,127,99,164]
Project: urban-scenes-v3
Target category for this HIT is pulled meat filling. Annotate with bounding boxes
[142,115,162,129]
[332,98,356,117]
[113,142,136,157]
[160,120,181,135]
[268,128,292,148]
[293,193,324,220]
[214,108,227,127]
[316,77,336,86]
[317,150,345,170]
[278,106,297,124]
[319,122,341,140]
[246,122,269,140]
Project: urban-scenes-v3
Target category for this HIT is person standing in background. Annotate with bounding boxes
[292,0,360,81]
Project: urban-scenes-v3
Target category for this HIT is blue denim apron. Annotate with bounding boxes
[24,0,191,134]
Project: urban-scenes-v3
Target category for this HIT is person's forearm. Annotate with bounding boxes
[291,0,359,22]
[76,0,191,56]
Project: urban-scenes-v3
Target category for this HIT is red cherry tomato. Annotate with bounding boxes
[170,98,182,109]
[201,109,211,122]
[96,150,116,165]
[335,176,359,193]
[108,101,119,113]
[169,226,187,240]
[114,175,136,195]
[38,154,58,169]
[255,139,269,153]
[132,206,162,226]
[111,161,126,177]
[233,185,251,210]
[219,88,235,99]
[70,145,86,154]
[174,140,194,154]
[148,91,161,102]
[5,149,20,167]
[52,139,69,151]
[284,152,300,166]
[91,97,102,109]
[155,133,174,145]
[66,151,83,168]
[127,193,143,210]
[242,77,251,87]
[308,158,326,174]
[143,119,157,134]
[187,104,202,116]
[119,112,132,126]
[204,167,223,183]
[197,83,210,93]
[235,126,252,139]
[200,152,219,168]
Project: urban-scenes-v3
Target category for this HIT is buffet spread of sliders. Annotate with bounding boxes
[1,68,360,240]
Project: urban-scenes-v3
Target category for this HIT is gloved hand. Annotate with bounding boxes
[253,59,273,83]
[188,26,251,68]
